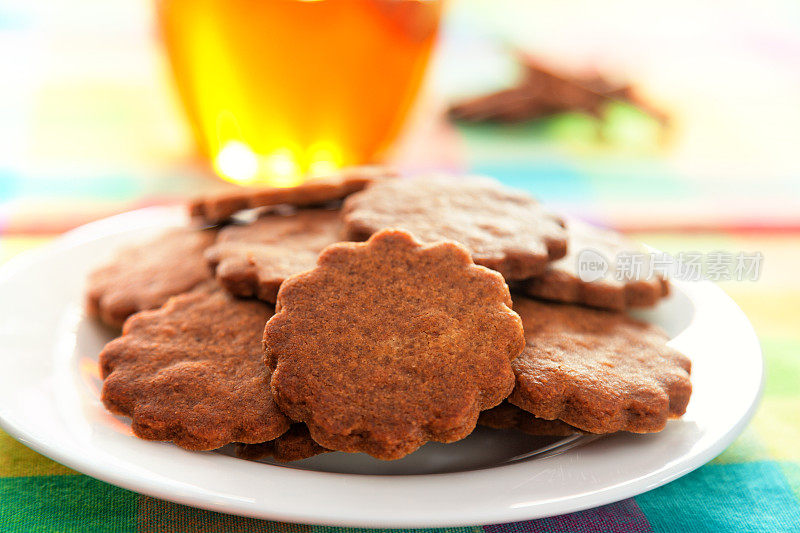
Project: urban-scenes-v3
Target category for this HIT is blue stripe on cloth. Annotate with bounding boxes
[470,161,593,204]
[635,461,800,532]
[0,168,19,203]
[13,173,140,200]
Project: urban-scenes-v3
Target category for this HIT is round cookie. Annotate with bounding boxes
[342,175,567,280]
[189,166,396,224]
[205,208,344,303]
[86,226,216,328]
[99,281,290,450]
[516,220,669,310]
[265,229,525,460]
[508,296,692,434]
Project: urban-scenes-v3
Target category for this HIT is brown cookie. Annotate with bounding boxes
[448,54,668,124]
[479,402,584,437]
[516,220,669,311]
[86,227,216,328]
[509,296,691,434]
[265,229,525,460]
[205,208,343,303]
[99,281,290,450]
[342,175,567,280]
[189,166,396,224]
[236,424,329,462]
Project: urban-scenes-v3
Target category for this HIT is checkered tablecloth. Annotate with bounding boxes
[2,0,800,530]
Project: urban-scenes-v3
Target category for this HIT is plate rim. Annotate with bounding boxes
[0,206,764,527]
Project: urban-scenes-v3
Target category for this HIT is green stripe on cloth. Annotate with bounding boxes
[751,398,800,462]
[714,335,800,466]
[780,462,800,501]
[0,475,138,532]
[635,462,800,532]
[712,427,771,465]
[0,429,73,477]
[761,337,800,397]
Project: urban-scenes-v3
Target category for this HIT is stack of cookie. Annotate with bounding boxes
[88,168,691,462]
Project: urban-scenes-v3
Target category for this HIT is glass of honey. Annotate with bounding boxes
[155,0,443,186]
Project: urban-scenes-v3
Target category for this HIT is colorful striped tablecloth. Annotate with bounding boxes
[2,0,800,530]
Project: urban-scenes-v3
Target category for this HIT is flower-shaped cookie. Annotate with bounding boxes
[205,208,344,303]
[478,402,583,437]
[86,227,215,328]
[100,282,290,450]
[516,220,669,310]
[509,297,692,434]
[342,175,567,280]
[190,166,396,224]
[265,229,525,459]
[236,424,328,463]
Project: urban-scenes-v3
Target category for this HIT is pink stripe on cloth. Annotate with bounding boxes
[484,500,652,533]
[0,197,183,236]
[0,207,7,236]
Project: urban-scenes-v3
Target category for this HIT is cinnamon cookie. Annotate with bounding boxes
[86,227,216,328]
[516,220,669,310]
[189,166,396,224]
[509,297,691,434]
[99,282,290,450]
[342,175,567,280]
[205,208,343,303]
[236,424,328,462]
[265,229,525,460]
[479,402,583,437]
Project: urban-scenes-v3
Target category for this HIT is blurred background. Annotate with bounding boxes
[1,0,799,528]
[2,0,799,233]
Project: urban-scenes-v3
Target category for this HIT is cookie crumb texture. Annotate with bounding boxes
[479,402,583,437]
[236,424,328,462]
[205,208,344,303]
[509,297,692,434]
[516,220,669,310]
[342,175,567,280]
[86,227,216,328]
[189,166,396,224]
[265,229,525,460]
[99,282,290,450]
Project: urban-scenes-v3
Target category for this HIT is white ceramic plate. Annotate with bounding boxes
[0,207,763,527]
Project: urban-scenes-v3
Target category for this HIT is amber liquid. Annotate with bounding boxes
[156,0,442,186]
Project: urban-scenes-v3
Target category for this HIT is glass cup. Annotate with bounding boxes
[155,0,443,186]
